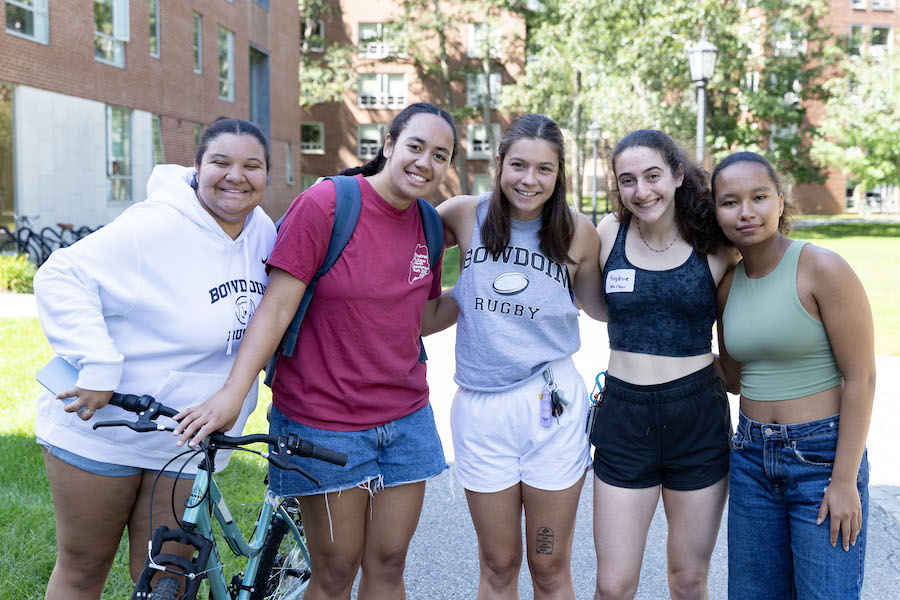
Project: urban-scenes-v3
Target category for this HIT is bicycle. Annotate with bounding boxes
[94,392,348,600]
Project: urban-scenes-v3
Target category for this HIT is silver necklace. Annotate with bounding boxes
[636,220,678,253]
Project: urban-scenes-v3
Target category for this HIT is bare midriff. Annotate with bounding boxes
[607,349,714,386]
[740,385,842,425]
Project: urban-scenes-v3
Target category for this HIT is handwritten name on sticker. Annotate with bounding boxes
[605,269,636,293]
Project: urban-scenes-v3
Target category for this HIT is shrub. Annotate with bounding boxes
[0,254,36,293]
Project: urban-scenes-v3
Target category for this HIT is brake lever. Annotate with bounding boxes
[93,419,170,433]
[266,450,321,487]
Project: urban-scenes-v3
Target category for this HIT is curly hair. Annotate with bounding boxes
[711,152,794,235]
[481,113,574,265]
[339,103,458,177]
[610,130,730,255]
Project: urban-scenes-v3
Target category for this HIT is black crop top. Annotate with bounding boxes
[603,215,715,357]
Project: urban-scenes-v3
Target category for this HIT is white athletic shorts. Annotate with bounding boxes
[451,356,592,493]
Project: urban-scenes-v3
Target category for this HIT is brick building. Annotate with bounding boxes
[0,0,300,230]
[298,0,525,203]
[796,0,898,214]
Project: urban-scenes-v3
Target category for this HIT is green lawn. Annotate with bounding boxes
[0,318,274,599]
[792,222,900,356]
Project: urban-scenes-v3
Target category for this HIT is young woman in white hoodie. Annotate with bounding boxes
[34,118,276,600]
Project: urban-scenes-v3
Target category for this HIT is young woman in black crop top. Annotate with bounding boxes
[590,130,737,600]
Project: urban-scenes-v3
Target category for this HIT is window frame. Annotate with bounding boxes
[466,72,502,109]
[357,73,407,109]
[357,123,389,160]
[106,105,133,204]
[851,0,867,8]
[849,24,865,56]
[152,114,165,165]
[870,25,892,56]
[148,0,160,57]
[94,0,129,68]
[467,123,501,160]
[871,0,893,10]
[193,13,203,74]
[301,18,325,52]
[5,0,50,44]
[285,142,295,185]
[467,22,501,59]
[217,26,235,102]
[300,122,324,154]
[357,22,405,58]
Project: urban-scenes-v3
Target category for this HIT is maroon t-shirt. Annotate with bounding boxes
[267,175,443,431]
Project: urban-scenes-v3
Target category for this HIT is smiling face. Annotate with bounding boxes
[614,146,684,224]
[499,138,560,221]
[379,113,454,206]
[713,161,784,248]
[194,133,268,238]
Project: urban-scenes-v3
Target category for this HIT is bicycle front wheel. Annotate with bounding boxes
[250,506,311,600]
[147,576,181,599]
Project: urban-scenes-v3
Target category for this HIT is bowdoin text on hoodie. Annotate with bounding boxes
[34,164,277,472]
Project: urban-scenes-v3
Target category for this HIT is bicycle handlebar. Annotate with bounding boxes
[96,393,348,468]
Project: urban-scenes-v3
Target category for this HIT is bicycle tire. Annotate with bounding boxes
[147,576,182,600]
[250,510,311,600]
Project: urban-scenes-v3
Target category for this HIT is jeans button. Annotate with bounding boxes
[764,427,774,436]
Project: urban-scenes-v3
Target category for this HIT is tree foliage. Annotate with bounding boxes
[812,51,900,190]
[298,0,356,109]
[504,0,835,197]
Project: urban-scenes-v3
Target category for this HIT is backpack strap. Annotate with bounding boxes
[263,176,361,387]
[415,198,444,363]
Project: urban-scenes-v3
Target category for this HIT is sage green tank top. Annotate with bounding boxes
[722,241,843,401]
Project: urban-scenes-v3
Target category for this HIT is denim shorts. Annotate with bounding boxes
[38,438,193,479]
[268,403,448,497]
[590,364,731,491]
[728,412,868,600]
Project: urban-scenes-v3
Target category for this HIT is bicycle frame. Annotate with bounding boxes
[175,466,311,600]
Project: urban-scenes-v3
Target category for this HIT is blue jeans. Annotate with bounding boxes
[728,412,868,600]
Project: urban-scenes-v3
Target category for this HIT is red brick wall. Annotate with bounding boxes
[0,0,300,219]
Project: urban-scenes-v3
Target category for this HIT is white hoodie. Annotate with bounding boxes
[34,164,277,472]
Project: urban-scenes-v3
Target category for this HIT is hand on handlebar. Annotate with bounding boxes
[59,387,113,421]
[172,387,244,448]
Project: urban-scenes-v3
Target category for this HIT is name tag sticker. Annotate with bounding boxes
[606,269,636,293]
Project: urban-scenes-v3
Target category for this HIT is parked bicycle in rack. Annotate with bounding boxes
[0,219,101,266]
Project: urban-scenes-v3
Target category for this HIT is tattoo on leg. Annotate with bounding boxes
[536,527,554,555]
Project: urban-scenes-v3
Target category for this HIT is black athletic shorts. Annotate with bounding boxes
[590,364,731,491]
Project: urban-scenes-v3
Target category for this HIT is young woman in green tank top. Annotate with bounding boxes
[713,152,875,599]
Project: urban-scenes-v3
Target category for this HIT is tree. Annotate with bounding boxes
[811,50,900,192]
[298,1,356,109]
[504,0,834,205]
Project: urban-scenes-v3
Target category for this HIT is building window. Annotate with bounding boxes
[358,22,405,58]
[467,123,501,160]
[851,0,866,7]
[218,27,235,101]
[252,0,269,9]
[872,0,893,9]
[285,142,295,185]
[772,23,806,57]
[149,0,160,57]
[301,174,319,191]
[467,73,502,108]
[358,74,406,109]
[300,18,324,52]
[6,0,49,43]
[357,123,388,159]
[300,122,324,153]
[870,25,892,56]
[472,173,492,196]
[106,105,132,203]
[849,24,864,55]
[152,114,164,165]
[94,0,129,68]
[467,22,501,59]
[193,13,202,73]
[194,123,203,147]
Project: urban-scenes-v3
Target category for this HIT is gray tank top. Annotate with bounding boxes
[451,196,581,391]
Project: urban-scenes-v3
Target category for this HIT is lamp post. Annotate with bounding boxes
[687,31,718,162]
[588,121,601,225]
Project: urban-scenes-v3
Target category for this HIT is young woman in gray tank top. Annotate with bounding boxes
[591,130,738,600]
[422,114,607,598]
[713,152,874,599]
